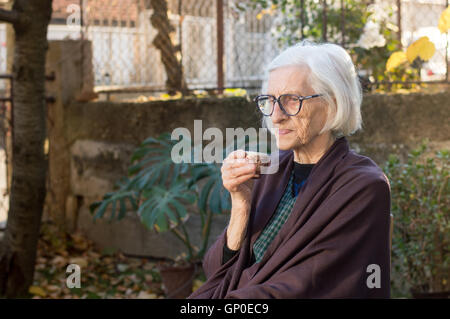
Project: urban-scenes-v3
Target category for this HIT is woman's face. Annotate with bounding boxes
[266,65,331,151]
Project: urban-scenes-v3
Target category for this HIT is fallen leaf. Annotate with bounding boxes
[49,292,60,299]
[192,279,205,293]
[45,285,61,293]
[117,264,129,272]
[35,263,46,271]
[111,278,122,286]
[29,286,47,297]
[129,274,139,283]
[117,286,127,292]
[86,285,98,293]
[132,283,140,292]
[51,256,67,266]
[137,291,158,299]
[88,251,101,259]
[69,257,88,268]
[143,262,155,270]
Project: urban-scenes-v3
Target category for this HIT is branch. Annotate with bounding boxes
[0,8,19,25]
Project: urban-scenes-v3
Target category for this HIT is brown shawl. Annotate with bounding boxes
[188,136,391,298]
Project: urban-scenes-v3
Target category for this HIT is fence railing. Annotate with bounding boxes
[48,0,449,96]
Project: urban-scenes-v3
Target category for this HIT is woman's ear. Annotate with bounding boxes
[327,96,337,117]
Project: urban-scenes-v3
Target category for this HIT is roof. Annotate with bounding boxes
[51,0,140,25]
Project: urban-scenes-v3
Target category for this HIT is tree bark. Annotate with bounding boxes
[149,0,188,95]
[0,0,52,298]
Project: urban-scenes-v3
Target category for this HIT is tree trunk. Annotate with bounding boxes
[0,0,52,298]
[149,0,188,95]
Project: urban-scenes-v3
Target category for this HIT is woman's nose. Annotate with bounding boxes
[271,100,288,123]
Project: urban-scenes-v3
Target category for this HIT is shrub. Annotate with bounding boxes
[384,141,449,297]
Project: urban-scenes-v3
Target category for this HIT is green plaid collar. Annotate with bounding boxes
[252,170,297,263]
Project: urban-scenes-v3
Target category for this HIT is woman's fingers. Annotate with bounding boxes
[223,172,256,191]
[231,149,247,160]
[222,150,247,168]
[222,150,260,193]
[223,163,257,178]
[222,151,250,173]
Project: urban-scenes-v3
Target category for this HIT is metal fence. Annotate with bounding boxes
[49,0,449,96]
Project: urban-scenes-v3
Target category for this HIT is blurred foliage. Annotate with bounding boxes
[242,0,447,93]
[384,141,449,297]
[438,6,450,33]
[248,0,368,47]
[130,88,248,103]
[383,36,437,92]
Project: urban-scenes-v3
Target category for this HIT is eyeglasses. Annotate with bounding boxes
[254,93,323,116]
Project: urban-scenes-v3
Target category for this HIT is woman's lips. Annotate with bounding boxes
[278,129,292,135]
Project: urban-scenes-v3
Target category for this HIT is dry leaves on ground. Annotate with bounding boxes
[30,222,177,299]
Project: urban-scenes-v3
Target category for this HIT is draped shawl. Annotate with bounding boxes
[188,136,391,299]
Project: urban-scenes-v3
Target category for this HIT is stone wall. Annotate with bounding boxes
[61,92,450,259]
[350,92,450,164]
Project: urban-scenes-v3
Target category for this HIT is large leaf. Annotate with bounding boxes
[198,178,216,212]
[137,183,195,233]
[386,51,408,72]
[89,189,138,222]
[209,181,222,214]
[126,132,192,191]
[406,36,436,63]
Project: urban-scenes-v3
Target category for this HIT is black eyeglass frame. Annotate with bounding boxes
[253,93,324,116]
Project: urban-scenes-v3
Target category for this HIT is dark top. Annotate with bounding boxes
[222,161,315,264]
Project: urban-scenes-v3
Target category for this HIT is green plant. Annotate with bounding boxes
[383,141,449,296]
[243,0,422,92]
[244,0,368,47]
[89,132,271,264]
[89,133,227,263]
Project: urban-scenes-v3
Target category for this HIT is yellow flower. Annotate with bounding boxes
[224,88,247,97]
[257,5,277,20]
[406,36,436,63]
[386,51,408,72]
[438,6,450,33]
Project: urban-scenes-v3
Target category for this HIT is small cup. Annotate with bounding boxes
[245,151,271,178]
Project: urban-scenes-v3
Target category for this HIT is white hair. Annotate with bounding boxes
[261,40,363,138]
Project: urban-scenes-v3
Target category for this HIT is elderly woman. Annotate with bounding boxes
[188,40,391,299]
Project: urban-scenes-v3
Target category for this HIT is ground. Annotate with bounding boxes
[30,222,205,299]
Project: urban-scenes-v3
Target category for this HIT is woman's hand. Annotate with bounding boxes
[222,150,259,250]
[221,150,258,205]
